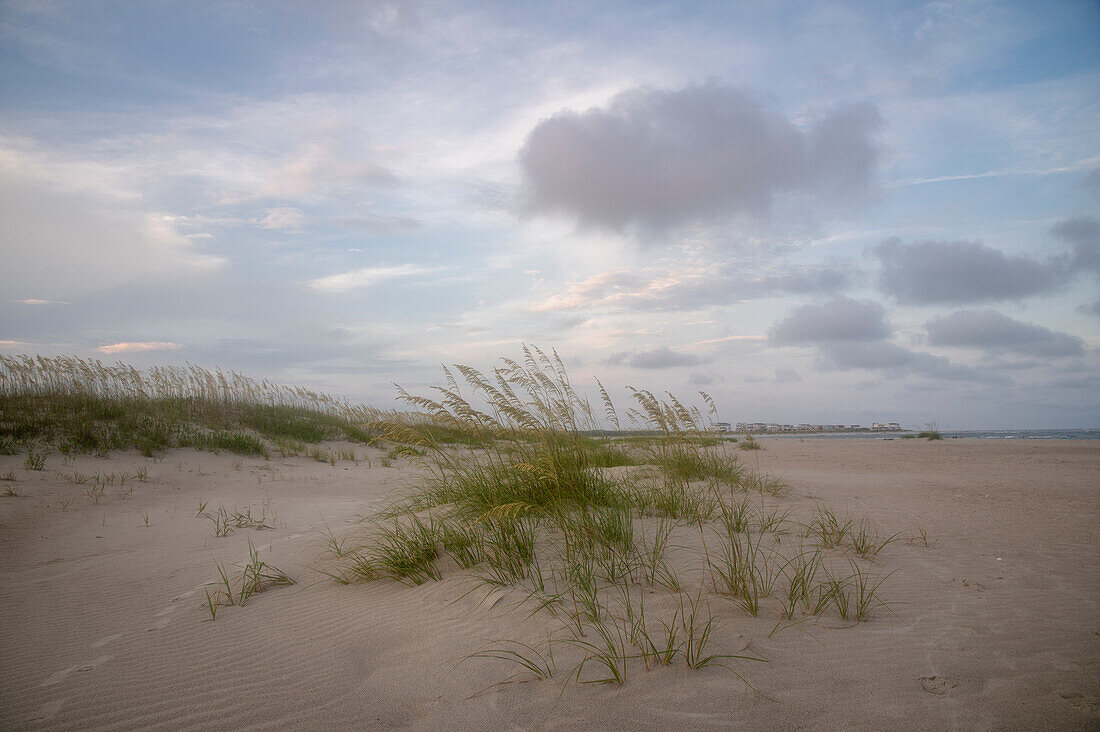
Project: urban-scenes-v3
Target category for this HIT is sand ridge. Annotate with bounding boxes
[1,438,1097,729]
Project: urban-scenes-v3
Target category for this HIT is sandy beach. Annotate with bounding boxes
[1,437,1097,730]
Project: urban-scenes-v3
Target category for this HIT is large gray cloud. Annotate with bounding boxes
[872,237,1064,305]
[768,296,1004,383]
[925,310,1085,357]
[520,84,881,230]
[817,342,1005,384]
[768,297,890,345]
[605,346,704,369]
[1052,216,1100,275]
[1083,168,1100,196]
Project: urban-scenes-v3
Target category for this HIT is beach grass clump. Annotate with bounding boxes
[203,541,294,619]
[23,450,46,471]
[850,519,899,558]
[633,517,680,590]
[805,506,853,548]
[177,427,270,458]
[197,503,276,537]
[803,508,898,559]
[739,470,788,496]
[651,447,746,489]
[779,547,825,619]
[316,347,893,687]
[0,354,381,458]
[717,496,754,535]
[364,516,443,585]
[708,530,780,616]
[629,478,719,523]
[238,539,295,605]
[481,515,540,585]
[738,433,762,450]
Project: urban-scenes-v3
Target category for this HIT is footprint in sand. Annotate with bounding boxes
[920,675,956,695]
[40,655,114,687]
[949,577,985,591]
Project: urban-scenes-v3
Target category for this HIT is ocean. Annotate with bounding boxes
[757,428,1100,440]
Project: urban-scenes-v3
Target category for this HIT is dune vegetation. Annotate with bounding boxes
[1,348,896,687]
[319,346,895,685]
[0,354,380,460]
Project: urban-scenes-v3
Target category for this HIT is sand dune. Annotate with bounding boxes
[1,438,1097,729]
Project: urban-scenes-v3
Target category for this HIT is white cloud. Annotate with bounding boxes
[261,140,395,198]
[97,341,185,354]
[0,173,224,300]
[258,207,306,231]
[533,261,852,314]
[307,264,439,293]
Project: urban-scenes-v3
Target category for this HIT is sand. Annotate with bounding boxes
[1,438,1097,730]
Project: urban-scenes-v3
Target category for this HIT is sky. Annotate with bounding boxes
[1,0,1098,429]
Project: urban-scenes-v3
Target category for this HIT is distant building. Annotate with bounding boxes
[714,422,732,432]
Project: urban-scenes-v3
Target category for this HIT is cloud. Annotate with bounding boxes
[335,214,422,236]
[97,341,184,354]
[1051,216,1100,275]
[766,296,1004,383]
[0,173,223,301]
[768,297,890,345]
[606,346,704,369]
[262,140,396,198]
[258,207,306,231]
[773,368,802,383]
[1080,299,1100,317]
[534,261,852,313]
[818,341,1003,383]
[871,237,1065,305]
[12,299,69,305]
[925,310,1085,357]
[519,84,881,230]
[307,264,437,293]
[1083,168,1100,195]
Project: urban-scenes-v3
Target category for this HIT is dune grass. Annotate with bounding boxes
[2,349,896,686]
[320,347,894,687]
[0,354,381,458]
[203,540,295,620]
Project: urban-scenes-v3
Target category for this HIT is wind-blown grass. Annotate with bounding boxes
[0,354,381,457]
[324,347,892,689]
[4,350,898,686]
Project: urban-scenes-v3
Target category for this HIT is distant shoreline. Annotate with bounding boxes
[756,428,1100,440]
